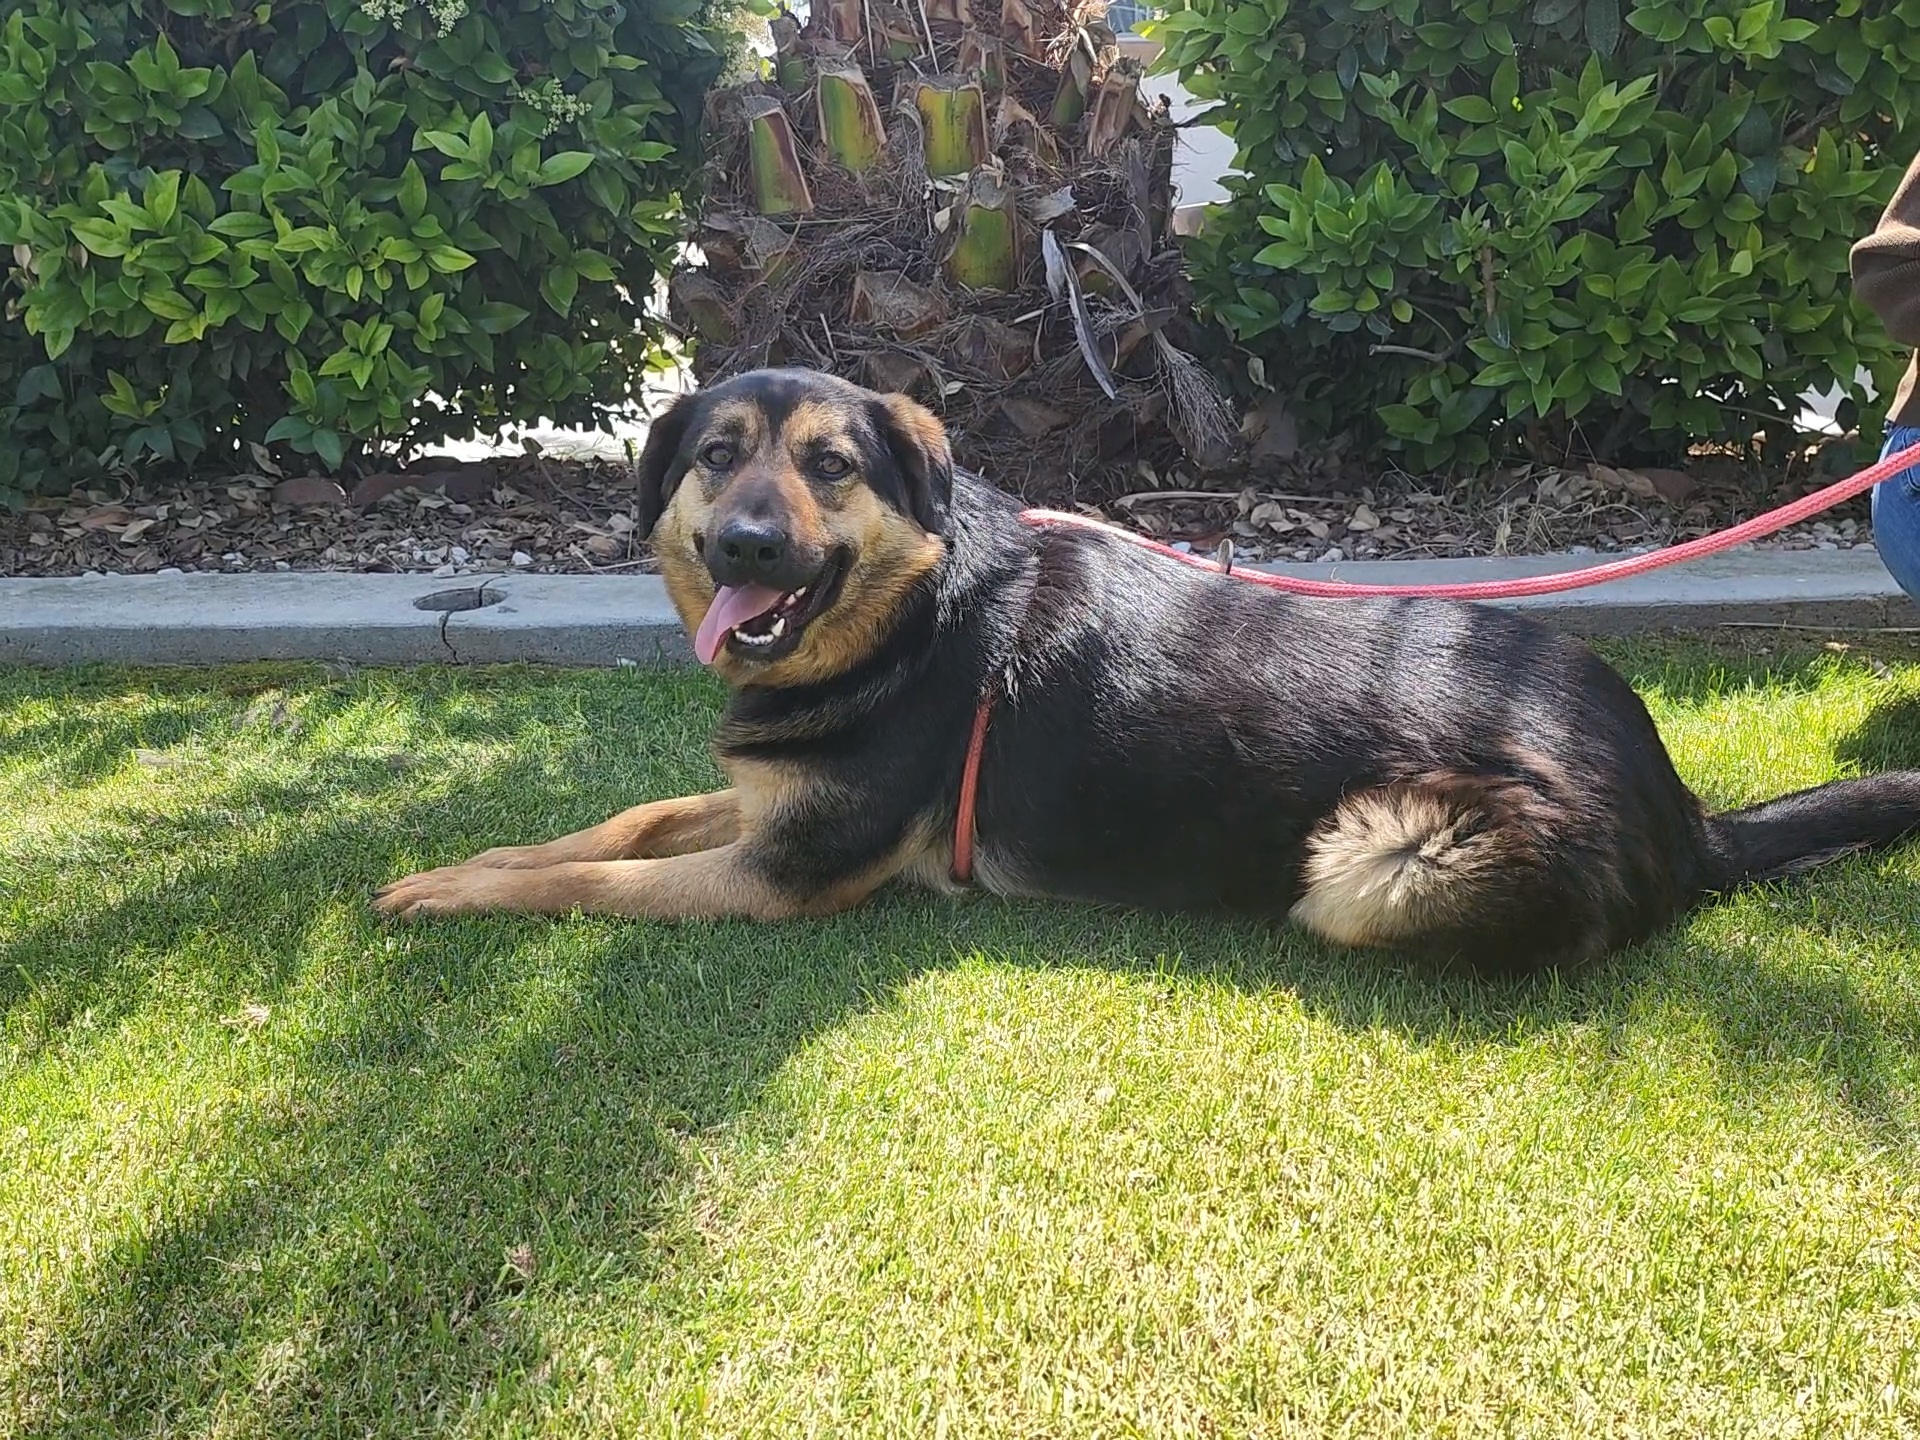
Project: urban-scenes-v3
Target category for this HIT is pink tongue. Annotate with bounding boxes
[693,584,785,664]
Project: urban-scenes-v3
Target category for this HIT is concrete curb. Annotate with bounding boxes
[1282,547,1920,634]
[0,572,692,667]
[1,548,1913,667]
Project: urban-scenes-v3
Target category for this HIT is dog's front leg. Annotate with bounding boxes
[374,840,872,922]
[460,789,742,870]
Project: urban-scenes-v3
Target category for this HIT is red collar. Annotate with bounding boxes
[951,684,999,885]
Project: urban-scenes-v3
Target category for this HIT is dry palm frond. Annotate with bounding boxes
[669,0,1239,500]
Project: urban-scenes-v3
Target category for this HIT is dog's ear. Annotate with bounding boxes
[636,392,698,539]
[873,393,954,534]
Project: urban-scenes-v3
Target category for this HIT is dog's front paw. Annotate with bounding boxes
[374,864,515,920]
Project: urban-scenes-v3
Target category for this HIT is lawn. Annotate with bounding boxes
[3,640,1919,1438]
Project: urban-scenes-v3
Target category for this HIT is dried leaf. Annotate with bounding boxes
[1589,463,1656,500]
[239,694,304,736]
[1024,185,1076,223]
[1249,501,1291,530]
[79,505,134,532]
[1042,229,1116,400]
[1000,397,1070,436]
[273,476,350,508]
[219,1002,271,1032]
[1040,226,1068,300]
[1536,469,1601,506]
[504,1242,537,1284]
[850,270,947,337]
[1085,68,1141,158]
[952,315,1032,380]
[1241,393,1298,461]
[1639,467,1699,504]
[1348,504,1380,532]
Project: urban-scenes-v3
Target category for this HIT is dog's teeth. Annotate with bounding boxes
[769,615,787,638]
[793,586,808,599]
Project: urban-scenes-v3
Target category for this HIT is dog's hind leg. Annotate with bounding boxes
[460,789,742,870]
[1288,773,1609,975]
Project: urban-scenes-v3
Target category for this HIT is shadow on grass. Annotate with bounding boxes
[0,669,719,1056]
[1686,927,1920,1142]
[7,654,1920,1432]
[1834,690,1920,773]
[0,685,246,791]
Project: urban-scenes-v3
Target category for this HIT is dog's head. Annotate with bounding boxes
[637,368,954,686]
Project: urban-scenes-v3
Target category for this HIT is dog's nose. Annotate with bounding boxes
[709,517,792,588]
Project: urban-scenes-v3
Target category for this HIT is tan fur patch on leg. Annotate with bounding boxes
[376,843,801,921]
[1289,783,1518,948]
[377,821,922,923]
[461,790,741,870]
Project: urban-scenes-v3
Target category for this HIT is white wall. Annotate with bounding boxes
[1117,34,1239,231]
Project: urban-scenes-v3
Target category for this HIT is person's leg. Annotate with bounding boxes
[1871,425,1920,601]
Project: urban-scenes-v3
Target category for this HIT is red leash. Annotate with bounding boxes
[1018,438,1920,601]
[949,439,1920,882]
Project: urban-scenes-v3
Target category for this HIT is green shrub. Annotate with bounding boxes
[1151,0,1920,470]
[0,0,727,505]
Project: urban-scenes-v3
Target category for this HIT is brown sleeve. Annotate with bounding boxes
[1853,150,1920,346]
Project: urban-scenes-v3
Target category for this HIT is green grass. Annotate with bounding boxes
[3,640,1920,1438]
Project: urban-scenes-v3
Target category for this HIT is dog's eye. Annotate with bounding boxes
[699,442,734,468]
[816,453,851,479]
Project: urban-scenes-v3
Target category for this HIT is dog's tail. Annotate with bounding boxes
[1704,771,1920,890]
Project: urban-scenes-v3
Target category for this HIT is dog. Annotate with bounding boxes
[375,367,1920,974]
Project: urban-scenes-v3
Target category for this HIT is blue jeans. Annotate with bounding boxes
[1874,424,1920,601]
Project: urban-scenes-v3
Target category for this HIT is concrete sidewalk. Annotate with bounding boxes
[1,547,1914,668]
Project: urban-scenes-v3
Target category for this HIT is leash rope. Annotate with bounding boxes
[950,439,1920,882]
[1018,438,1920,601]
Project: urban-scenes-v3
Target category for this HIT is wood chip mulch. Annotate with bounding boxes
[0,445,1881,580]
[1,455,655,580]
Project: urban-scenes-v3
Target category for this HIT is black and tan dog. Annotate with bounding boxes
[376,368,1920,974]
